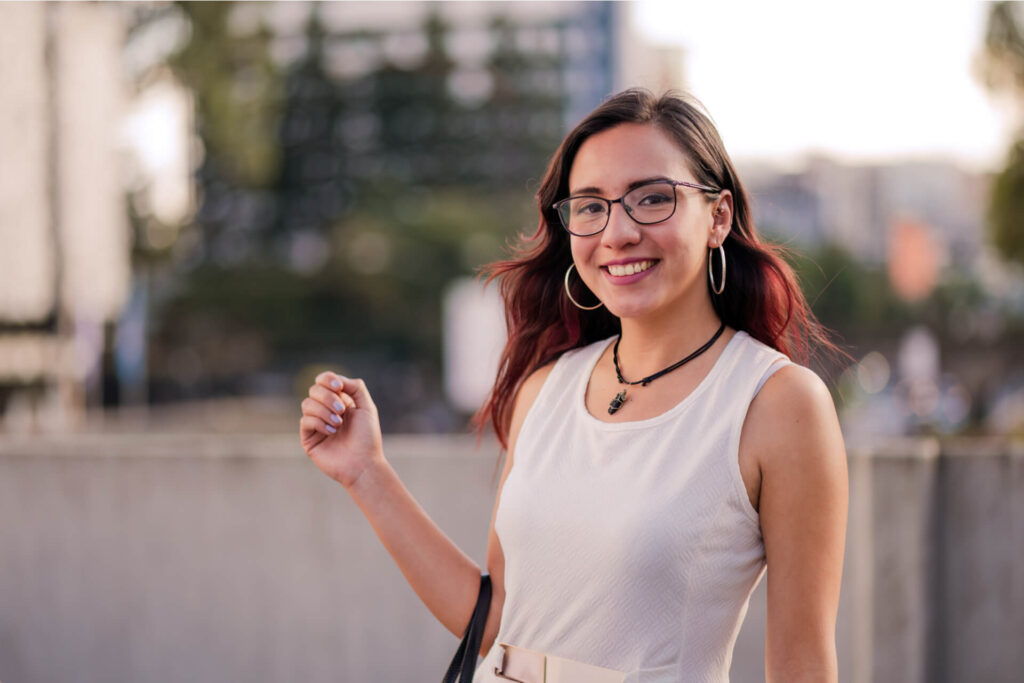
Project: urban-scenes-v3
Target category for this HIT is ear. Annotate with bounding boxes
[708,190,733,248]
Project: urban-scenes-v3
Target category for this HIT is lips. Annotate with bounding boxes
[603,259,656,277]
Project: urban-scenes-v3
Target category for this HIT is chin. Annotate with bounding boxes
[603,298,662,321]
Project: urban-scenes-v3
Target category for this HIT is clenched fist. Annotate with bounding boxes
[300,371,385,490]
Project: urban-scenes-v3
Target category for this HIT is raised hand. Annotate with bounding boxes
[300,371,385,490]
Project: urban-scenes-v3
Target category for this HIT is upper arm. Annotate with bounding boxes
[480,361,555,653]
[744,364,848,681]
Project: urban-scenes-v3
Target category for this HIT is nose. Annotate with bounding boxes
[600,201,642,248]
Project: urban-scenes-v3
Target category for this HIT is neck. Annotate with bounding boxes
[615,299,724,379]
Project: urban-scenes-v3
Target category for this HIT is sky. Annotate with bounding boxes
[633,0,1014,171]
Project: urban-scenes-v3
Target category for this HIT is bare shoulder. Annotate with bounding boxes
[742,363,845,471]
[755,363,836,422]
[516,362,557,411]
[507,361,558,456]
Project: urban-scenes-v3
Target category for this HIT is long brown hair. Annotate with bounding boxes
[475,88,840,449]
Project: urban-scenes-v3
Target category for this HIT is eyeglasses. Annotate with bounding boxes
[552,179,721,237]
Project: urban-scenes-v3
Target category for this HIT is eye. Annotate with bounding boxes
[636,190,672,206]
[574,200,608,216]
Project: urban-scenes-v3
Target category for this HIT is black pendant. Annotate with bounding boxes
[608,389,627,415]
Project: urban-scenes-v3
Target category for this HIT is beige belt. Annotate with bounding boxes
[492,643,627,683]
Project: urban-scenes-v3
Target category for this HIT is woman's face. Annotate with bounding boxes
[566,122,731,322]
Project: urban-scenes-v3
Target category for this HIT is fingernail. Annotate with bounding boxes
[333,400,344,412]
[330,413,341,424]
[330,380,341,389]
[325,425,337,434]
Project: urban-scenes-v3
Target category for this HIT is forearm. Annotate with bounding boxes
[766,645,838,683]
[767,667,837,683]
[347,457,483,637]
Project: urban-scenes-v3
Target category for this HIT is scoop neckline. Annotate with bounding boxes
[575,329,746,431]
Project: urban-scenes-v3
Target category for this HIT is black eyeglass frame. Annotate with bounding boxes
[552,179,722,237]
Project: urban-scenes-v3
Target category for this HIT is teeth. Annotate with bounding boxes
[608,260,653,277]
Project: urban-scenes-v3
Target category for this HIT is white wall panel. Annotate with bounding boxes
[0,3,55,322]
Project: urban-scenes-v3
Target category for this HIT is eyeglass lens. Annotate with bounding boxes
[558,181,677,235]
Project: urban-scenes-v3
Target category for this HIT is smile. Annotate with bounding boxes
[605,260,655,277]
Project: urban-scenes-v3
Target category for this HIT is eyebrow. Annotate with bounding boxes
[569,176,671,197]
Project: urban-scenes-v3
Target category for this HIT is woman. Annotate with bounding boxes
[300,89,848,682]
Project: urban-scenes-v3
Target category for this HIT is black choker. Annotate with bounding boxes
[608,322,726,415]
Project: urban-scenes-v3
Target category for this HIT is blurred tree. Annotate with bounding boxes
[979,1,1024,96]
[987,139,1024,266]
[979,1,1024,266]
[145,5,572,429]
[787,243,912,339]
[371,12,457,184]
[169,1,283,263]
[273,7,352,264]
[171,3,281,187]
[483,17,565,186]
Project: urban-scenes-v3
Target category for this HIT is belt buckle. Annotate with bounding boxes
[493,643,546,683]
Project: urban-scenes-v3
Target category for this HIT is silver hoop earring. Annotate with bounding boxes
[564,264,603,310]
[708,244,726,295]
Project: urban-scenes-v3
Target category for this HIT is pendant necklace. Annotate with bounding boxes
[608,322,727,415]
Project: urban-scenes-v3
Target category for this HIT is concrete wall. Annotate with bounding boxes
[842,439,1024,683]
[0,434,1020,682]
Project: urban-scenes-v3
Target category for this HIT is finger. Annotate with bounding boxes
[315,371,344,392]
[314,373,375,411]
[302,396,343,428]
[340,392,356,411]
[337,376,374,409]
[308,384,348,415]
[299,416,327,446]
[301,413,337,437]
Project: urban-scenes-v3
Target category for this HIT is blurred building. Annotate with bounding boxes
[280,0,621,178]
[888,218,941,302]
[0,1,688,428]
[264,1,684,128]
[613,4,687,95]
[186,1,628,275]
[741,157,988,269]
[260,1,686,414]
[170,1,688,421]
[0,3,132,428]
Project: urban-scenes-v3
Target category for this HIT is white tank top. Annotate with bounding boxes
[474,331,792,683]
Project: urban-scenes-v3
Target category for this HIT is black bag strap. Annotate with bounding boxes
[443,573,492,683]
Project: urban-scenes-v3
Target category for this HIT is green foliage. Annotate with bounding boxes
[981,2,1024,267]
[169,2,282,187]
[157,265,314,349]
[782,240,1015,364]
[325,186,530,352]
[146,4,571,417]
[785,243,912,335]
[988,139,1024,265]
[150,186,530,394]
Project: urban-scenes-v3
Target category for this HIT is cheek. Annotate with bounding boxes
[569,238,594,268]
[649,226,694,260]
[569,239,602,289]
